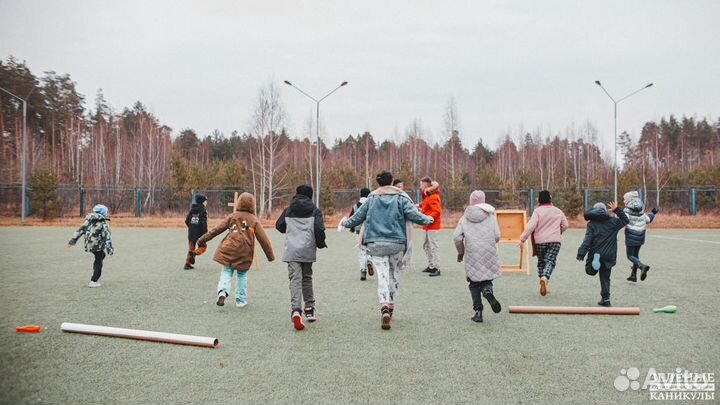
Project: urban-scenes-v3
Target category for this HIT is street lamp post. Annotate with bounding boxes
[284,80,348,208]
[1,87,29,223]
[594,80,654,203]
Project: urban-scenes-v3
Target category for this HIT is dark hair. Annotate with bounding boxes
[376,171,393,186]
[420,176,432,184]
[360,187,371,198]
[392,179,404,186]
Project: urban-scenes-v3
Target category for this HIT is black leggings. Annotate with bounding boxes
[92,251,106,282]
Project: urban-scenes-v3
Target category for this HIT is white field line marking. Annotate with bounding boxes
[649,235,720,244]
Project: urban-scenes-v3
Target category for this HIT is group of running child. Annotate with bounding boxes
[67,170,659,330]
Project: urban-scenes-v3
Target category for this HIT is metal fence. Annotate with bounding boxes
[0,184,717,218]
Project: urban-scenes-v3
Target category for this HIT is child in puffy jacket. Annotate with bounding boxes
[622,191,660,282]
[68,204,114,288]
[577,201,629,307]
[453,191,502,323]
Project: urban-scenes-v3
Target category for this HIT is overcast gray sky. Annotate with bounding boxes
[1,0,718,152]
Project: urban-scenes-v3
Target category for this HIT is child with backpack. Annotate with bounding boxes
[349,187,372,281]
[622,191,660,282]
[453,191,503,323]
[275,185,327,330]
[184,194,208,270]
[195,193,275,308]
[67,204,114,288]
[576,201,629,306]
[519,190,569,296]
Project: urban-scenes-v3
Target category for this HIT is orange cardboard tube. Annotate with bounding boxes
[508,305,640,315]
[16,325,42,333]
[61,322,219,348]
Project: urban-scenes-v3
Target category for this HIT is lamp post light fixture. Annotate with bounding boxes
[594,80,654,203]
[284,80,348,208]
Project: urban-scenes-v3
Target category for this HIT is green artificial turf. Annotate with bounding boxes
[0,227,718,404]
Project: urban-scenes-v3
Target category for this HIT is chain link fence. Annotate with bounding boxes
[0,184,717,218]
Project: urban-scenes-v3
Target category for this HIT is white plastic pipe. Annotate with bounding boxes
[61,322,219,348]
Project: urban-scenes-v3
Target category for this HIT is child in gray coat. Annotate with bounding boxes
[453,191,502,323]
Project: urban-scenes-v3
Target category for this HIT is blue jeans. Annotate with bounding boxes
[217,266,248,303]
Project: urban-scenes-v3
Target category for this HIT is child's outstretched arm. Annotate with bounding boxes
[254,224,275,262]
[343,199,370,229]
[401,198,433,226]
[647,207,660,224]
[610,202,630,230]
[68,218,91,246]
[197,215,231,247]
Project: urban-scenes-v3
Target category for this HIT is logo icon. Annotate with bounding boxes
[614,367,642,392]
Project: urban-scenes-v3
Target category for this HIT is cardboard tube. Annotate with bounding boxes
[508,306,640,315]
[61,322,219,348]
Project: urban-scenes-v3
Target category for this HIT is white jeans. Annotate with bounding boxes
[369,251,403,305]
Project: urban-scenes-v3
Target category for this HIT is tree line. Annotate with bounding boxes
[2,56,719,217]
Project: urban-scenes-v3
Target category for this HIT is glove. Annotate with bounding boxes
[195,246,207,256]
[457,253,463,263]
[576,254,585,261]
[651,207,660,214]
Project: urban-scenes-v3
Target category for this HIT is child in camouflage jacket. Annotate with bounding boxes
[68,204,114,288]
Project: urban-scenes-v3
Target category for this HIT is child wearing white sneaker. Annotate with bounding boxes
[68,204,114,287]
[196,193,275,308]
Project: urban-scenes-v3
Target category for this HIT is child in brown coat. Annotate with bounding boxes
[196,193,275,307]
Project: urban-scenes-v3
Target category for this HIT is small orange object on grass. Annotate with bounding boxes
[16,325,42,333]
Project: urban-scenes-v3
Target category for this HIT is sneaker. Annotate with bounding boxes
[421,267,433,273]
[360,271,367,281]
[428,269,441,277]
[88,281,101,288]
[471,310,483,323]
[292,309,305,330]
[539,276,548,296]
[216,292,226,306]
[597,299,612,307]
[640,265,650,281]
[367,263,374,276]
[592,253,601,271]
[183,264,193,270]
[381,308,392,330]
[304,307,316,322]
[235,300,247,308]
[483,290,502,313]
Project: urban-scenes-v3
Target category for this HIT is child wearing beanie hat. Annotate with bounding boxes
[453,190,503,323]
[519,190,569,296]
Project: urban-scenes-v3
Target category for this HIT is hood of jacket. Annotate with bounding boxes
[189,203,206,215]
[584,207,611,222]
[86,212,108,222]
[626,198,644,212]
[237,192,256,214]
[464,203,495,223]
[287,194,316,216]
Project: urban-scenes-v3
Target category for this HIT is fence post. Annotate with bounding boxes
[638,187,645,204]
[690,188,696,216]
[528,189,535,214]
[416,189,421,203]
[191,189,196,206]
[135,189,142,217]
[583,189,589,211]
[79,187,86,217]
[25,187,32,217]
